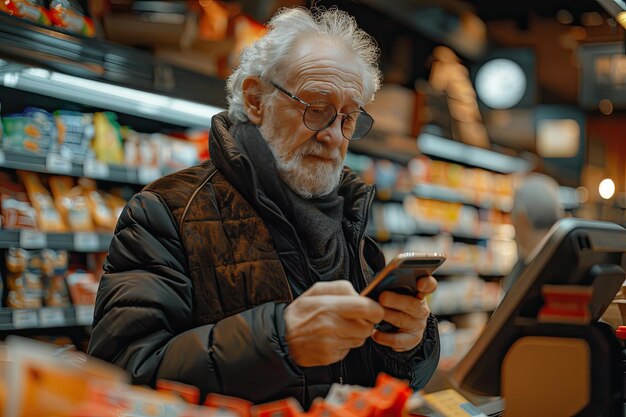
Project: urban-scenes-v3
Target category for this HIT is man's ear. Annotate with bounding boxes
[242,76,264,125]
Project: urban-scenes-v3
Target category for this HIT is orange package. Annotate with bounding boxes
[49,176,95,232]
[17,171,66,232]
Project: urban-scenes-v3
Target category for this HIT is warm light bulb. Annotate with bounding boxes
[599,178,615,200]
[617,11,626,30]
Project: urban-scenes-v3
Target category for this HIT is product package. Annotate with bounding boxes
[65,271,98,306]
[41,249,70,308]
[92,112,124,165]
[0,175,38,230]
[0,0,51,25]
[78,178,116,230]
[49,0,96,37]
[6,248,42,309]
[49,176,95,232]
[17,171,66,232]
[54,110,95,162]
[1,108,58,155]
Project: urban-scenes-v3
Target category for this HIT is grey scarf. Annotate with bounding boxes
[230,122,350,283]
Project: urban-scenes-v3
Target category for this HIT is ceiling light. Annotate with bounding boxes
[597,0,626,29]
[599,178,615,199]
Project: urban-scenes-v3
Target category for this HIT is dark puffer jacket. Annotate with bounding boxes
[88,112,440,406]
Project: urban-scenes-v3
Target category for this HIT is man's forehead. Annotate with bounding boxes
[303,84,363,105]
[285,36,366,102]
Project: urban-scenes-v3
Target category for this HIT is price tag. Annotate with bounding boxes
[83,158,110,179]
[39,308,66,327]
[138,166,161,184]
[75,305,95,326]
[13,309,38,329]
[0,149,5,165]
[46,153,73,174]
[19,230,47,249]
[73,233,100,252]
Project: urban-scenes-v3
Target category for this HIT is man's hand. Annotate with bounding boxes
[284,281,385,367]
[371,275,437,352]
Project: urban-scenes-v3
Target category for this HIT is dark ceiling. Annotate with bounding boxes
[308,0,622,105]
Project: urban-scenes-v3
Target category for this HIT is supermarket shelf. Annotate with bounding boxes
[349,129,419,165]
[0,230,112,252]
[375,189,410,203]
[0,13,227,128]
[0,148,163,185]
[417,131,533,174]
[367,230,416,242]
[413,183,513,212]
[368,223,494,241]
[0,305,94,331]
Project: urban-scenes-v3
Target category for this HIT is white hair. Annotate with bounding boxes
[226,7,382,123]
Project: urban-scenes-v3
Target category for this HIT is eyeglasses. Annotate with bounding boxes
[270,81,374,140]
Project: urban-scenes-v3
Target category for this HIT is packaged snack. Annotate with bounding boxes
[1,108,58,155]
[54,110,95,162]
[0,0,52,25]
[6,248,43,309]
[17,170,66,232]
[49,176,94,232]
[42,249,70,308]
[66,271,99,305]
[49,0,96,37]
[103,191,126,221]
[92,112,124,165]
[152,133,200,174]
[78,178,116,230]
[121,127,141,167]
[0,175,38,230]
[86,252,107,281]
[4,336,128,417]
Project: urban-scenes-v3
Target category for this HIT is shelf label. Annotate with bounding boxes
[75,305,95,326]
[0,149,5,165]
[13,309,38,329]
[39,308,66,327]
[83,158,110,179]
[19,230,47,249]
[73,233,100,252]
[138,166,161,184]
[46,153,72,174]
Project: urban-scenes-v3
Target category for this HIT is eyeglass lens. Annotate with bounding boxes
[303,102,373,140]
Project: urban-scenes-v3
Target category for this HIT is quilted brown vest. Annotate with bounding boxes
[144,160,293,325]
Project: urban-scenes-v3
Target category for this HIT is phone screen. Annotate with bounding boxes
[360,253,446,301]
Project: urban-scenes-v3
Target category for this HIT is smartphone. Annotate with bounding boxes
[360,252,446,332]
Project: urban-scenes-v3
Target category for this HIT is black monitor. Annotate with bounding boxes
[451,218,626,397]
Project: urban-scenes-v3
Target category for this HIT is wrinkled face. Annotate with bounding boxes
[259,37,366,198]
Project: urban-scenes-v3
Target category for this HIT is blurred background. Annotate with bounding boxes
[1,0,626,390]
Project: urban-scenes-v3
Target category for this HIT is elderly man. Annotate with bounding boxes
[88,7,440,406]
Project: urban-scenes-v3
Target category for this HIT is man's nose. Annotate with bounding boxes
[316,116,345,147]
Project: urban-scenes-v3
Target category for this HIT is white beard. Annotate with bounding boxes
[260,123,344,199]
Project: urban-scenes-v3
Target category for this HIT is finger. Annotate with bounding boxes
[381,308,425,331]
[378,291,425,318]
[371,328,424,352]
[319,335,366,351]
[324,296,385,323]
[417,276,438,298]
[331,317,378,340]
[303,280,358,297]
[337,336,369,350]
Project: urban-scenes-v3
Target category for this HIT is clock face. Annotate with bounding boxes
[475,58,527,109]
